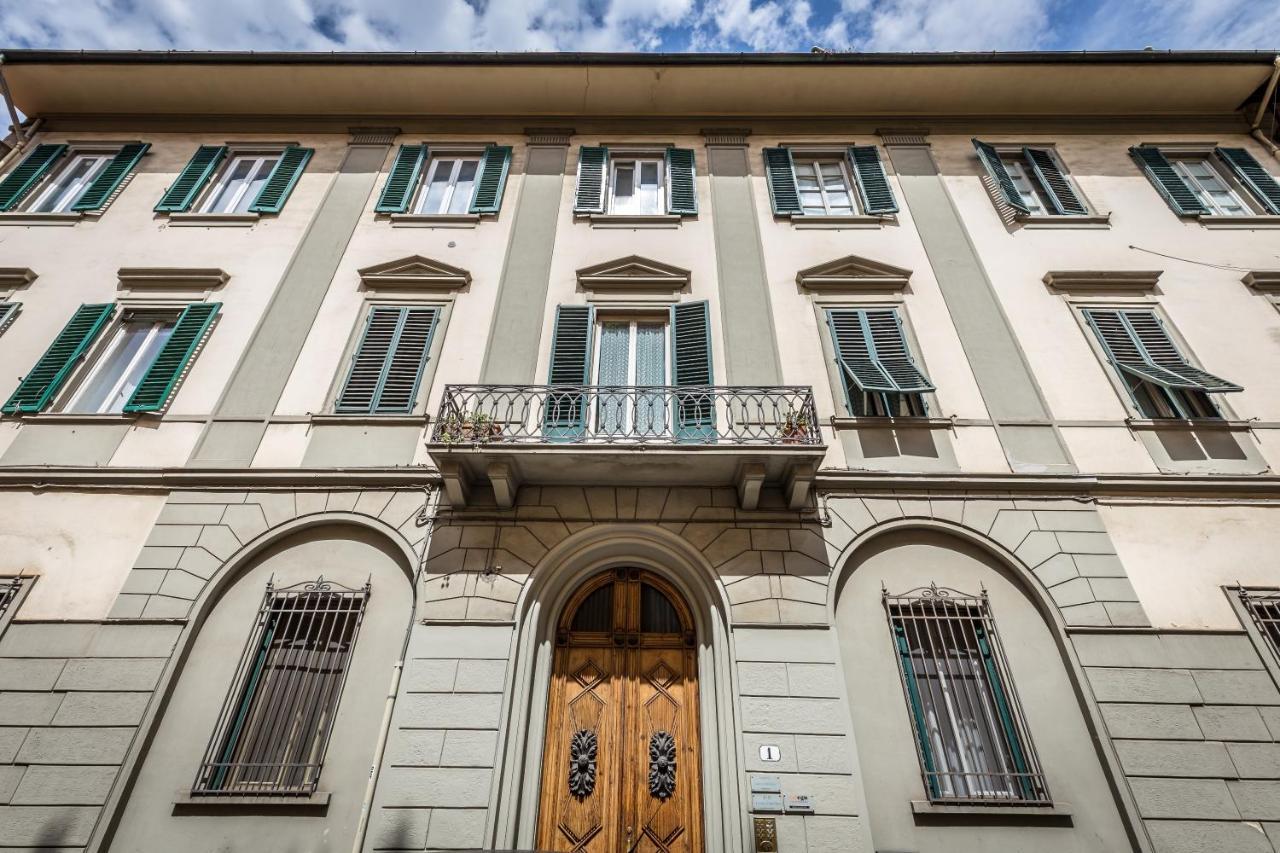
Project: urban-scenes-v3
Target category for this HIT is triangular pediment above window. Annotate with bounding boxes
[358,255,472,290]
[576,255,691,292]
[795,256,912,292]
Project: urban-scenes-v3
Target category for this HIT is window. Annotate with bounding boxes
[0,143,149,214]
[1000,156,1054,216]
[1240,590,1280,665]
[763,146,899,217]
[376,144,512,216]
[23,153,114,213]
[200,153,281,214]
[608,158,664,215]
[336,305,441,414]
[193,578,368,796]
[415,156,480,215]
[886,585,1049,804]
[1131,146,1280,218]
[593,317,669,436]
[61,312,177,414]
[572,146,698,217]
[825,308,933,417]
[0,302,19,336]
[0,577,31,638]
[1082,308,1241,420]
[973,140,1088,217]
[794,158,858,215]
[1168,156,1250,216]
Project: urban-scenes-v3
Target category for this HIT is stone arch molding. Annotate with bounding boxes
[112,488,429,620]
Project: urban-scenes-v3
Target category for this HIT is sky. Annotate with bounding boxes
[0,0,1276,55]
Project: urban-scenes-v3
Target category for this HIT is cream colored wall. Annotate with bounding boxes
[0,490,164,619]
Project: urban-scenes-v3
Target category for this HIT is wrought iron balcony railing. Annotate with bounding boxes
[431,385,821,446]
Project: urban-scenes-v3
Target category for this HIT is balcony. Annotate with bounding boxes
[426,384,826,509]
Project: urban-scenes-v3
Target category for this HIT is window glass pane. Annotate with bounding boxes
[232,158,277,213]
[418,159,455,214]
[640,583,682,633]
[638,161,661,214]
[203,158,255,213]
[1000,157,1047,214]
[570,583,613,632]
[596,322,631,435]
[1173,158,1248,216]
[28,155,110,213]
[447,159,479,214]
[634,324,667,434]
[610,163,637,214]
[68,319,174,413]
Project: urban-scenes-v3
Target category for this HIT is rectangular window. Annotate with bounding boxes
[336,305,441,414]
[795,158,858,215]
[60,312,178,414]
[825,308,933,417]
[608,158,664,215]
[886,586,1049,804]
[201,153,281,214]
[415,156,480,215]
[23,153,114,213]
[1240,590,1280,664]
[592,318,669,437]
[1000,156,1054,216]
[0,577,28,632]
[193,579,369,797]
[1169,156,1252,216]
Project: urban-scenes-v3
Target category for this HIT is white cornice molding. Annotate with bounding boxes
[1242,270,1280,293]
[358,255,472,291]
[1043,270,1162,294]
[576,255,691,292]
[116,267,229,290]
[795,255,912,292]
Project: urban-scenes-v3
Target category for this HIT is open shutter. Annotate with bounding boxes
[975,626,1035,800]
[671,300,715,441]
[0,144,67,211]
[470,145,512,214]
[865,310,935,392]
[1084,308,1241,392]
[665,147,698,215]
[848,145,898,214]
[248,146,313,213]
[2,303,114,414]
[1022,147,1086,215]
[544,305,594,439]
[336,306,439,414]
[893,622,940,800]
[1129,147,1208,216]
[123,302,220,412]
[972,139,1029,214]
[71,143,150,211]
[763,147,802,215]
[1216,147,1280,215]
[573,147,609,214]
[375,144,426,214]
[0,302,18,336]
[154,145,227,212]
[826,309,933,411]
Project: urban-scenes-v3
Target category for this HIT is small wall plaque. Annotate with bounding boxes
[785,794,815,814]
[758,744,781,762]
[751,792,784,813]
[750,775,781,793]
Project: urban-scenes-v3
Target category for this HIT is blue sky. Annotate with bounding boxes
[0,0,1276,54]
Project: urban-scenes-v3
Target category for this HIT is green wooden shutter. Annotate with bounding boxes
[1022,147,1086,215]
[0,144,67,211]
[865,310,934,392]
[573,146,609,214]
[544,304,594,439]
[763,147,801,215]
[1216,147,1280,215]
[1084,308,1240,392]
[972,139,1028,214]
[375,144,427,214]
[248,146,313,213]
[665,147,698,215]
[470,145,512,214]
[2,303,115,414]
[893,622,940,800]
[826,309,934,406]
[0,302,18,336]
[848,145,898,214]
[336,306,440,414]
[70,143,150,211]
[974,626,1035,800]
[671,300,715,441]
[1129,146,1208,216]
[154,145,227,212]
[123,302,220,412]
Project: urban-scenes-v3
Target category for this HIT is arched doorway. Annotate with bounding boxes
[536,567,704,852]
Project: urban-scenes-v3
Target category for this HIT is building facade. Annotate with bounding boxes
[0,49,1278,853]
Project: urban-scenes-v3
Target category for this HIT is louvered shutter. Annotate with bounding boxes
[336,306,440,414]
[0,144,67,211]
[2,303,115,414]
[470,145,512,214]
[1216,147,1280,215]
[1022,147,1087,215]
[671,300,715,441]
[826,309,933,410]
[1129,147,1208,216]
[0,302,18,336]
[763,147,802,215]
[544,305,594,438]
[1084,309,1240,392]
[972,139,1029,214]
[70,143,150,211]
[864,310,934,392]
[122,302,220,412]
[248,146,313,213]
[573,147,609,214]
[665,147,697,215]
[375,144,427,214]
[154,145,227,212]
[848,145,898,214]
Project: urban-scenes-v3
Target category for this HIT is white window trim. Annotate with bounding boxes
[607,157,666,216]
[22,151,114,214]
[58,309,180,415]
[793,155,861,216]
[412,153,483,216]
[198,151,281,215]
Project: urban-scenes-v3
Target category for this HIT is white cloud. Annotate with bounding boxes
[847,0,1054,52]
[1072,0,1280,50]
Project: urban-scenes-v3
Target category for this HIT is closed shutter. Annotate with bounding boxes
[972,139,1029,214]
[154,145,228,213]
[574,146,609,214]
[826,309,934,410]
[1084,308,1241,392]
[2,303,115,414]
[248,146,313,213]
[122,302,220,412]
[375,144,427,214]
[470,145,512,214]
[848,145,898,214]
[1216,147,1280,215]
[336,306,440,414]
[71,143,150,211]
[671,300,715,440]
[0,302,18,336]
[0,144,67,211]
[1129,147,1208,216]
[1022,147,1087,215]
[893,622,940,800]
[544,304,594,438]
[665,147,698,215]
[763,147,802,215]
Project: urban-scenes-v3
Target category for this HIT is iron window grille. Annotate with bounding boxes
[1240,589,1280,664]
[192,577,369,797]
[0,577,25,624]
[885,584,1050,805]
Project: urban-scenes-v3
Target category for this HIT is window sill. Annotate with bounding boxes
[0,212,89,226]
[1018,213,1111,229]
[3,412,145,423]
[910,800,1072,824]
[790,213,887,229]
[1197,214,1280,229]
[586,214,682,229]
[165,212,260,227]
[387,213,481,228]
[1126,417,1254,432]
[310,413,428,426]
[173,790,330,815]
[830,416,952,430]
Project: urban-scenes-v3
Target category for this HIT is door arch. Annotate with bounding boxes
[536,567,704,853]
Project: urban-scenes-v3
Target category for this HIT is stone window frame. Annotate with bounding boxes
[1229,586,1280,694]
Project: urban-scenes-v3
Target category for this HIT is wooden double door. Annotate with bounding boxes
[537,569,703,853]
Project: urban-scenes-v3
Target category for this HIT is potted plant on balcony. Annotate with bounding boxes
[438,411,503,444]
[780,407,810,444]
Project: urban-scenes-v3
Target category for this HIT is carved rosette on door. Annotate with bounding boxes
[568,729,598,797]
[649,730,677,799]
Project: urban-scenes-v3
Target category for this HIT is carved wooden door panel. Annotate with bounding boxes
[537,569,703,853]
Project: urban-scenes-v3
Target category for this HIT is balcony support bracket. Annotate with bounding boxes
[487,459,521,509]
[736,462,767,511]
[785,461,817,510]
[438,459,472,508]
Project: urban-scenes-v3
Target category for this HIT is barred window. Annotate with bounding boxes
[1240,589,1280,662]
[193,578,369,797]
[885,585,1050,804]
[0,577,25,626]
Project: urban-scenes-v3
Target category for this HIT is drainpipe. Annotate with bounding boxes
[0,117,40,175]
[0,54,28,154]
[1250,55,1280,159]
[351,484,441,853]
